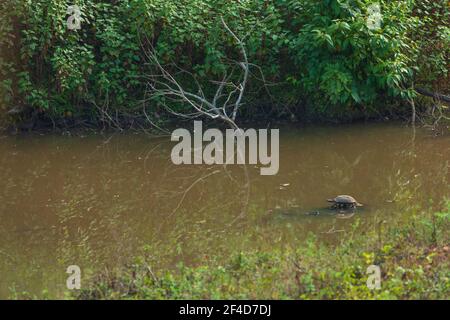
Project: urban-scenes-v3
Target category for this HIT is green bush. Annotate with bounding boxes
[285,0,417,115]
[0,0,447,125]
[412,0,449,93]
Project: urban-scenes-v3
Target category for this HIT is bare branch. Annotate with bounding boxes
[142,16,254,129]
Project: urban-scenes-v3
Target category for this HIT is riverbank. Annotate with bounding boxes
[1,1,448,132]
[77,201,449,300]
[0,102,413,135]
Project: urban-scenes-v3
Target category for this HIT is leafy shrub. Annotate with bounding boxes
[285,0,418,115]
[411,0,449,93]
[0,0,447,125]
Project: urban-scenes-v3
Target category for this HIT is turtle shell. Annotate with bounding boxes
[334,195,358,204]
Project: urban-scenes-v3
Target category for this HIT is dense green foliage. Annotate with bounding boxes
[412,0,449,92]
[77,201,449,299]
[0,0,448,126]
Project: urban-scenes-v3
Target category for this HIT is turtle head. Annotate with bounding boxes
[327,199,335,203]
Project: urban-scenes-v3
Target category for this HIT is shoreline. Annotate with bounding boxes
[0,115,412,137]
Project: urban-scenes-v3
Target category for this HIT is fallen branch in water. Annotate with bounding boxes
[414,87,450,132]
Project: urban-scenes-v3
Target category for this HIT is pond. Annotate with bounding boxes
[0,122,448,298]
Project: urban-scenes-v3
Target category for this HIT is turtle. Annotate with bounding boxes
[327,195,363,209]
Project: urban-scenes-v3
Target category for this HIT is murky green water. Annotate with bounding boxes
[0,123,448,298]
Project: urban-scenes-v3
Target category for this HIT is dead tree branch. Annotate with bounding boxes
[143,17,250,129]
